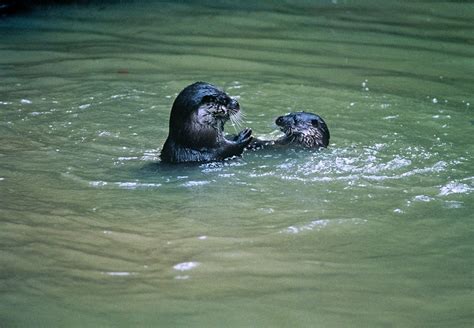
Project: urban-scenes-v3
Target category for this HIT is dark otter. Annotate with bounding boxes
[160,82,252,163]
[249,111,330,150]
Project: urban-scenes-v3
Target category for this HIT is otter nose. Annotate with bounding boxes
[275,116,284,126]
[229,98,240,111]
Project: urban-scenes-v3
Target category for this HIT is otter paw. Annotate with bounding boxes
[236,128,252,145]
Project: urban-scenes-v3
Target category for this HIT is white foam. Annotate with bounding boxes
[173,262,200,271]
[116,182,161,189]
[79,104,91,109]
[439,182,473,196]
[281,218,366,234]
[104,272,134,276]
[97,131,112,137]
[413,195,435,202]
[181,181,211,187]
[90,181,108,187]
[117,156,139,161]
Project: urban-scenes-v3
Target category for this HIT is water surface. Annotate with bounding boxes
[1,1,473,327]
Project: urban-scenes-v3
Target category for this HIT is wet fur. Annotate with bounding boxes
[161,82,252,163]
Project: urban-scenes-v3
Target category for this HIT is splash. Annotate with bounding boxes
[248,141,457,186]
[439,180,473,196]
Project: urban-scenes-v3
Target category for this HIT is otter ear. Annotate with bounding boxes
[201,95,216,104]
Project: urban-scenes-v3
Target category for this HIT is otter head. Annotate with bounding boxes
[161,82,251,163]
[276,111,330,148]
[169,82,240,138]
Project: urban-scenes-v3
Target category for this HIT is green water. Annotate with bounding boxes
[1,1,473,327]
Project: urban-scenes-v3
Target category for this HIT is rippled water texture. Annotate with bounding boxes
[1,1,473,327]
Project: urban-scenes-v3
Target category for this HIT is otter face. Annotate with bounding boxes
[170,82,240,129]
[275,111,330,148]
[161,82,252,163]
[197,92,240,123]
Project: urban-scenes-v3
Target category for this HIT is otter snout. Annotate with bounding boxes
[229,98,240,112]
[275,115,291,127]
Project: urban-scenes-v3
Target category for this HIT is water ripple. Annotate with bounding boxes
[281,218,367,235]
[248,141,457,185]
[89,180,162,190]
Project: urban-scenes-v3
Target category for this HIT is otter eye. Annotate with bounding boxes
[311,119,320,126]
[201,95,216,104]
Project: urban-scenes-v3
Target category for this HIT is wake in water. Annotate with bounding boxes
[74,137,473,200]
[247,140,462,182]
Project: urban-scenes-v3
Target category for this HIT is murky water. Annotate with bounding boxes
[1,1,473,326]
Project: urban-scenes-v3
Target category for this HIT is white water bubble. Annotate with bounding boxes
[90,181,108,187]
[97,131,112,137]
[181,181,211,188]
[439,182,473,196]
[281,218,367,234]
[173,262,200,271]
[115,182,161,189]
[79,104,91,110]
[117,156,139,161]
[413,195,434,202]
[104,272,134,276]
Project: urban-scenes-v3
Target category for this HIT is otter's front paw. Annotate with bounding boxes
[236,128,253,146]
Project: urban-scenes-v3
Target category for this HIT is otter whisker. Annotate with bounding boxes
[229,111,244,131]
[229,115,237,132]
[236,110,247,119]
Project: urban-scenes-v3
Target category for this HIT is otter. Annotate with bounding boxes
[160,82,253,163]
[248,111,330,150]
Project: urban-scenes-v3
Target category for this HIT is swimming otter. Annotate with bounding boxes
[248,111,330,150]
[160,82,252,163]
